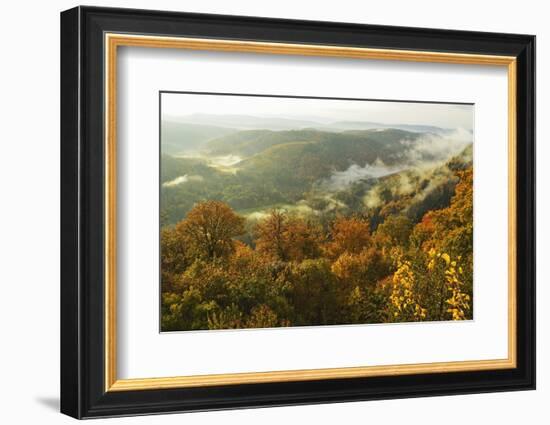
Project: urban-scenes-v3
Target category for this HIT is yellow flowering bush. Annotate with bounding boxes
[429,249,471,321]
[389,248,470,322]
[444,257,471,320]
[389,251,427,322]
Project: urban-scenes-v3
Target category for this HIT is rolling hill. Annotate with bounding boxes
[160,125,472,225]
[207,128,420,162]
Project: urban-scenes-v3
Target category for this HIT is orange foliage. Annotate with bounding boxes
[176,200,245,260]
[331,247,389,287]
[324,216,371,259]
[161,167,474,331]
[255,210,322,262]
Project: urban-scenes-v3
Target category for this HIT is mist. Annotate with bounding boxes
[402,128,472,163]
[163,174,204,188]
[325,158,405,191]
[324,128,472,191]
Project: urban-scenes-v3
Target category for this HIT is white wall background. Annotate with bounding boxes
[0,0,544,423]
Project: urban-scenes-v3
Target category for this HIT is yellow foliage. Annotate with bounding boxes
[443,255,471,320]
[390,249,469,322]
[389,252,427,321]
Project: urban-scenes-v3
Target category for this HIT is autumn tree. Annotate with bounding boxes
[410,167,474,300]
[176,200,245,261]
[290,259,341,325]
[332,247,391,323]
[245,304,281,328]
[284,217,323,261]
[410,167,473,257]
[160,226,189,293]
[255,210,288,260]
[255,210,322,262]
[374,214,413,250]
[331,247,390,288]
[324,216,371,259]
[388,248,427,322]
[433,167,473,261]
[387,246,471,322]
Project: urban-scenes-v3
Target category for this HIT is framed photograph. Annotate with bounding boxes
[60,6,535,419]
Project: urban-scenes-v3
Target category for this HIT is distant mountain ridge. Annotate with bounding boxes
[325,121,453,134]
[204,127,467,166]
[164,113,453,137]
[164,113,321,131]
[161,113,468,157]
[161,121,235,154]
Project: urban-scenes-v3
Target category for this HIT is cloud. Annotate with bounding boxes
[162,174,204,187]
[325,158,405,191]
[324,128,472,191]
[402,128,472,163]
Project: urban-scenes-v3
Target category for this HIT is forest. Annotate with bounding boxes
[160,117,474,331]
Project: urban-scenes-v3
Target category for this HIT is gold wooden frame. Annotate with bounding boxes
[104,33,517,392]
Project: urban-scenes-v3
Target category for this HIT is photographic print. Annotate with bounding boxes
[160,92,474,332]
[61,9,535,417]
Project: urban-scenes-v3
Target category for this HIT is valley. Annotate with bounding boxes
[160,119,472,229]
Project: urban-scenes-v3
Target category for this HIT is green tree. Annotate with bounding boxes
[374,214,413,249]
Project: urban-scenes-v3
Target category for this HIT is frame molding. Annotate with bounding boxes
[61,6,535,419]
[104,33,518,392]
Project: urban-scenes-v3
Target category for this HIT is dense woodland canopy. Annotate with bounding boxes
[160,122,473,331]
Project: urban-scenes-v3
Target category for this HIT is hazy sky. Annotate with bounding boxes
[162,92,473,130]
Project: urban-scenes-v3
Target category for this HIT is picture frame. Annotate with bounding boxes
[60,5,535,419]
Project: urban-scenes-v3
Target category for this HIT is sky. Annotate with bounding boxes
[161,92,473,131]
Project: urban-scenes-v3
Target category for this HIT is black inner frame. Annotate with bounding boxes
[61,6,535,419]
